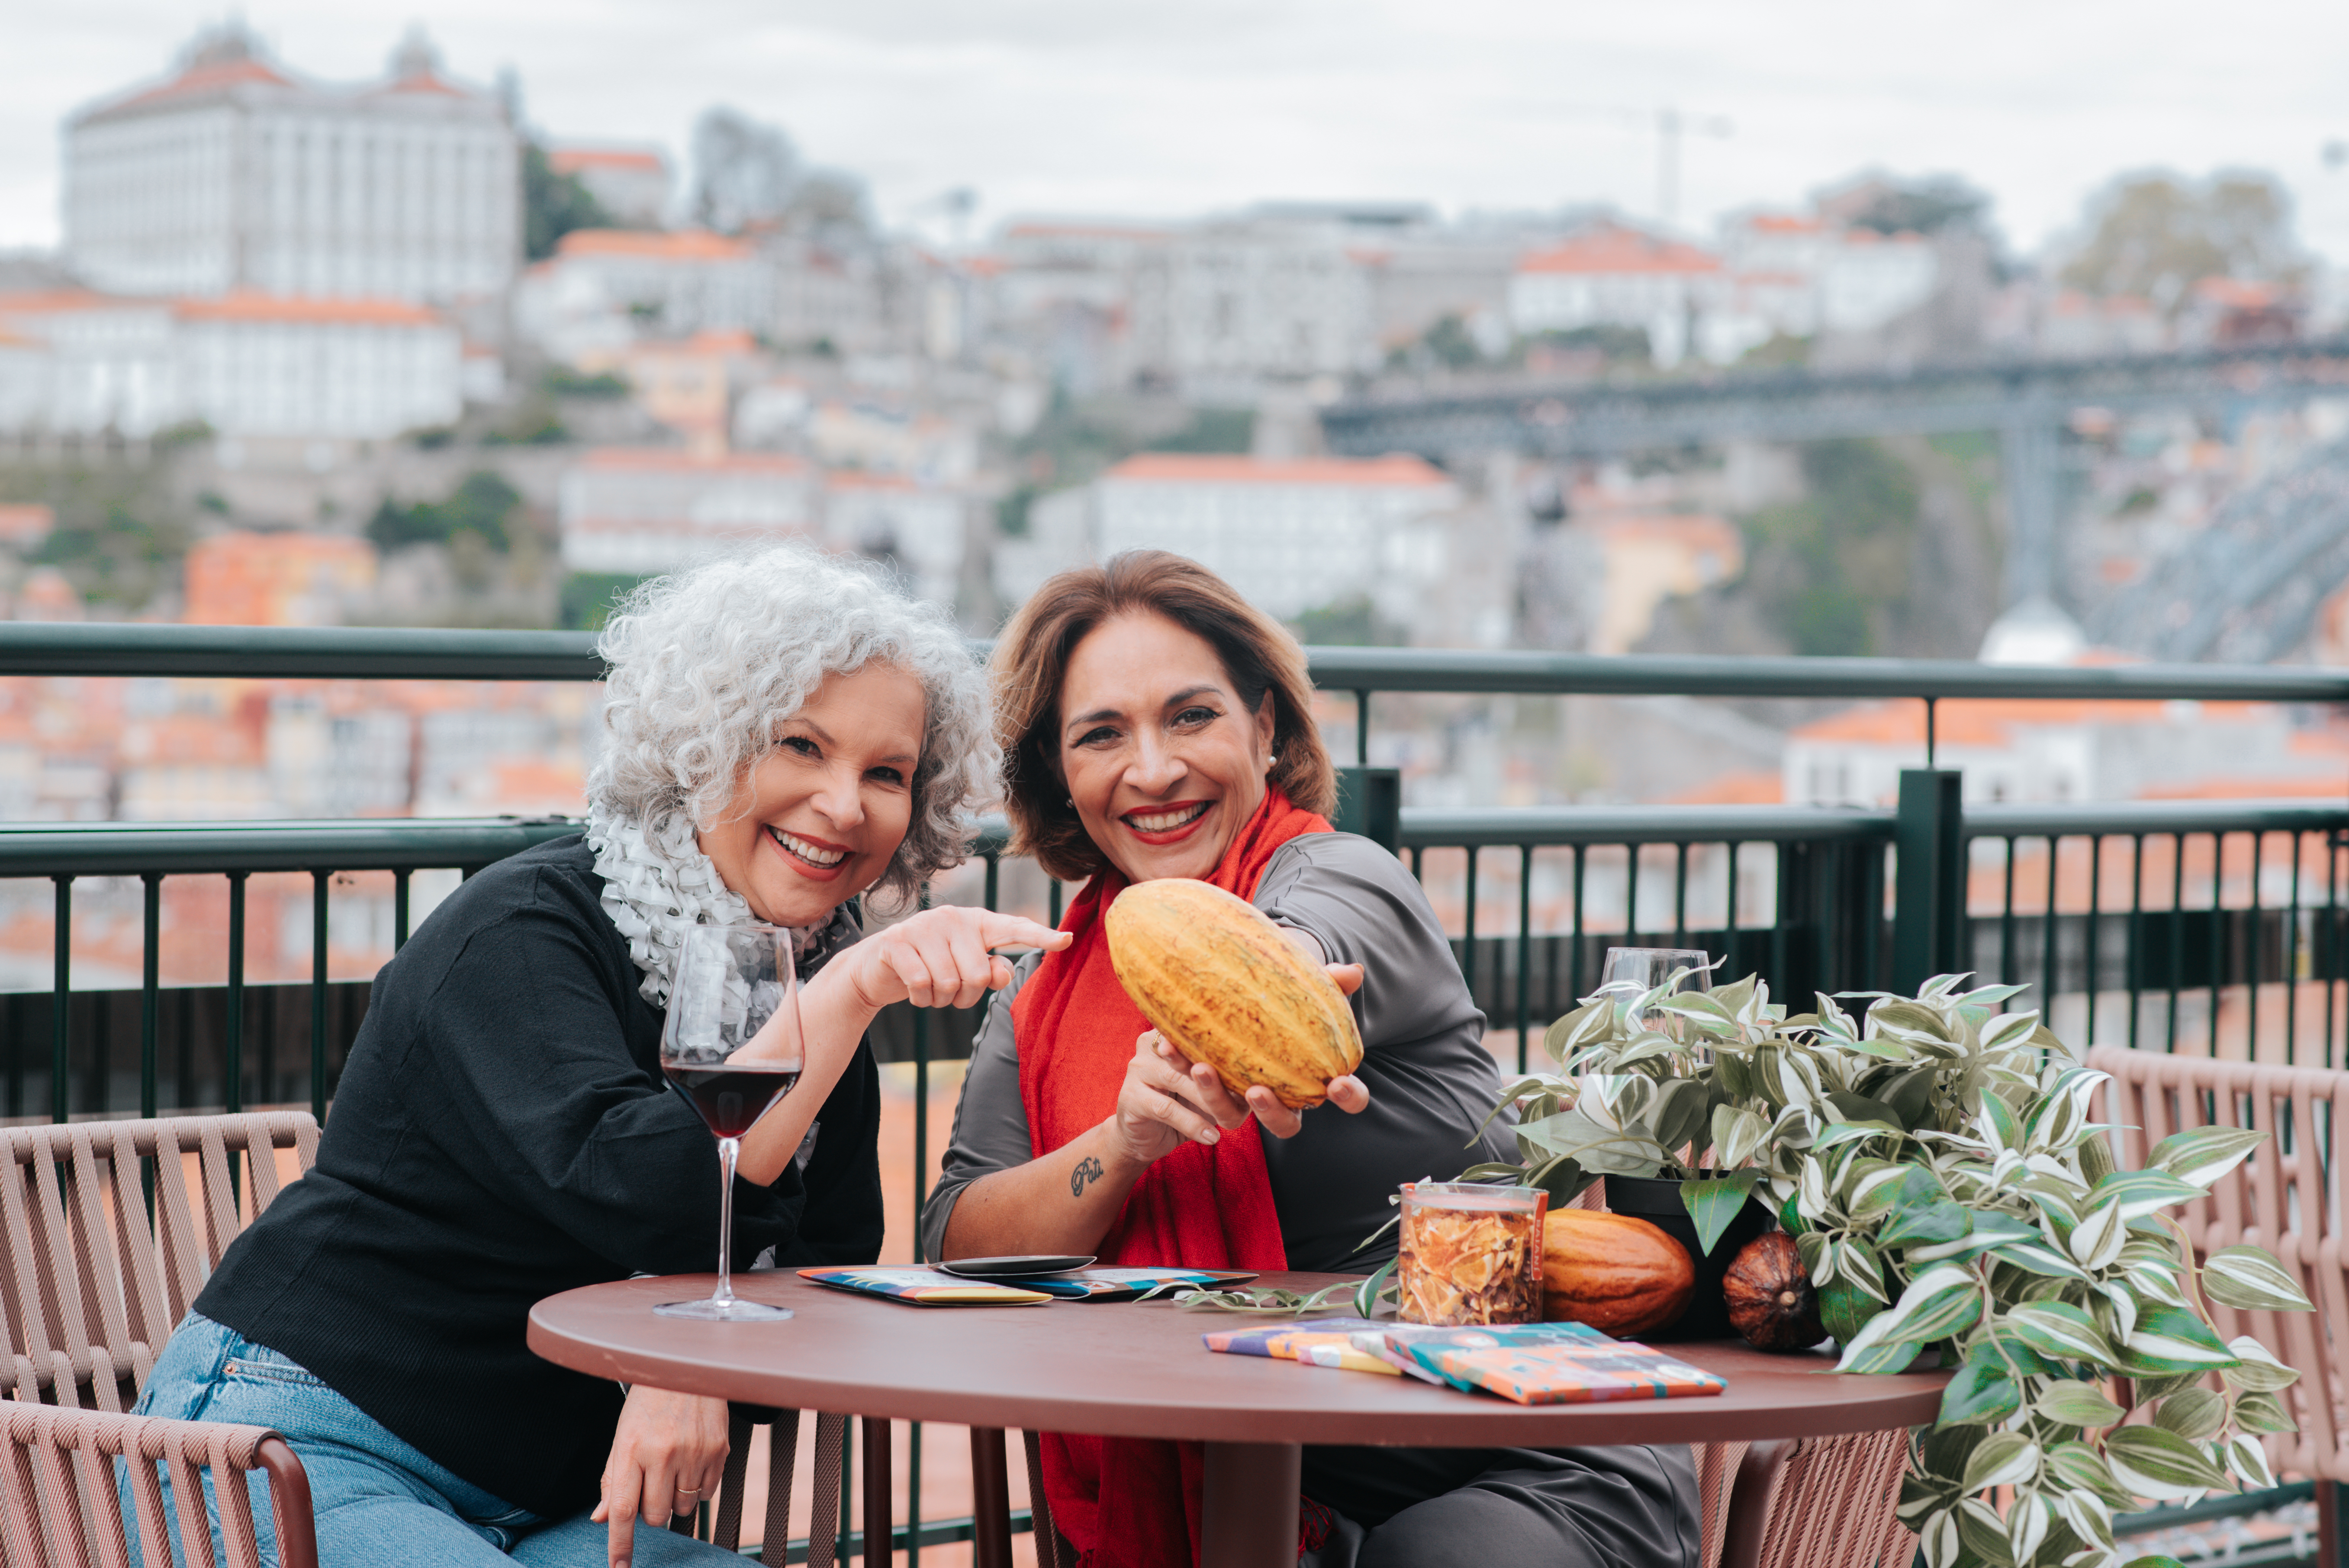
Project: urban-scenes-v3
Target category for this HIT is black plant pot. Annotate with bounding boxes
[1604,1172,1772,1343]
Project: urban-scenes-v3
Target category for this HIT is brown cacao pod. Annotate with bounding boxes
[1539,1209,1696,1337]
[1723,1232,1824,1352]
[1104,878,1364,1110]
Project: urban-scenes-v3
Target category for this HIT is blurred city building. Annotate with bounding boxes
[1007,452,1457,628]
[547,145,673,227]
[183,531,376,626]
[62,25,519,303]
[513,230,771,363]
[557,447,818,573]
[0,287,462,439]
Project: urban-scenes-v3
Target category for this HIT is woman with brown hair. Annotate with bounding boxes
[919,551,1698,1568]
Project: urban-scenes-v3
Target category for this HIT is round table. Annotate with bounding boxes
[531,1271,1948,1567]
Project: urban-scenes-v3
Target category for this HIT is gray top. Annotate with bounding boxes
[919,832,1517,1273]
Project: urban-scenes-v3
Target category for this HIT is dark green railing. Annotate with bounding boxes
[5,624,2346,1563]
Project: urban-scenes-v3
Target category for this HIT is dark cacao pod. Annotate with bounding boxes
[1722,1232,1823,1352]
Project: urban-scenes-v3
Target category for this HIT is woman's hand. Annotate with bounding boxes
[592,1384,731,1568]
[840,907,1070,1012]
[1107,961,1371,1161]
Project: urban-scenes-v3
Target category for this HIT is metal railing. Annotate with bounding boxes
[4,623,2347,1561]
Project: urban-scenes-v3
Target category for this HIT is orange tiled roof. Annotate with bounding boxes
[550,147,666,175]
[554,229,752,263]
[2137,776,2347,802]
[1793,695,2267,748]
[98,55,294,116]
[1104,454,1451,488]
[577,447,809,475]
[174,291,443,328]
[1518,225,1721,277]
[1744,213,1824,235]
[0,289,133,316]
[1666,768,1784,805]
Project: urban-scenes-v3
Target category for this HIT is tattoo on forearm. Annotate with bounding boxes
[1070,1156,1106,1198]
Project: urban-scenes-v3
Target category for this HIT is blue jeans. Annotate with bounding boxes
[125,1313,739,1568]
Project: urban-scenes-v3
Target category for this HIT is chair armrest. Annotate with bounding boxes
[0,1400,319,1568]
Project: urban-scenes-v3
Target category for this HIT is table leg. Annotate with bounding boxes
[1201,1440,1301,1568]
[969,1427,1012,1568]
[862,1415,891,1564]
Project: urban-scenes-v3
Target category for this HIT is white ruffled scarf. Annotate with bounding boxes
[586,804,851,1006]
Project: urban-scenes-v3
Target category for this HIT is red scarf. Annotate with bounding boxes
[1015,786,1329,1567]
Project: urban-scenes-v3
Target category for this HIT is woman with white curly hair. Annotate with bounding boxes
[128,544,1065,1568]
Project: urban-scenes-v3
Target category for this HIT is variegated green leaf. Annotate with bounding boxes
[2231,1389,2297,1434]
[1994,1238,2090,1278]
[2007,1490,2053,1566]
[1961,1431,2040,1491]
[2088,1169,2206,1222]
[2144,1125,2264,1189]
[1954,1497,2014,1566]
[2150,1387,2227,1441]
[2224,1431,2275,1490]
[2068,1201,2128,1272]
[2201,1244,2313,1313]
[2046,1440,2138,1509]
[2059,1488,2114,1552]
[2034,1379,2125,1428]
[2118,1305,2239,1376]
[2102,1425,2229,1500]
[2220,1337,2299,1392]
[1860,1263,1983,1349]
[1939,1352,2023,1427]
[2007,1301,2118,1367]
[1917,1508,1961,1568]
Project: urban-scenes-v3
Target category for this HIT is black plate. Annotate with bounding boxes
[936,1254,1097,1279]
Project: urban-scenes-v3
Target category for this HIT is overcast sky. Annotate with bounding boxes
[8,0,2349,263]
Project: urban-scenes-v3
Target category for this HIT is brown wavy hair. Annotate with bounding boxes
[993,551,1337,883]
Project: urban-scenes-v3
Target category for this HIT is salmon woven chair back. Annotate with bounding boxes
[2089,1046,2346,1485]
[0,1401,318,1568]
[1567,1178,1918,1568]
[0,1114,319,1413]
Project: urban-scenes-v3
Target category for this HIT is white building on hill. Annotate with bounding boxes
[514,230,773,363]
[558,449,818,574]
[176,293,460,438]
[547,147,672,228]
[63,25,519,303]
[0,288,460,440]
[1084,453,1458,624]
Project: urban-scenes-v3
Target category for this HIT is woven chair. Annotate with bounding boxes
[0,1112,320,1567]
[0,1401,318,1568]
[2088,1046,2347,1560]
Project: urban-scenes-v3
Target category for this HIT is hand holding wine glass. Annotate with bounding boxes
[656,923,805,1322]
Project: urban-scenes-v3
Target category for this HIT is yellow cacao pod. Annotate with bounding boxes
[1540,1209,1695,1337]
[1103,878,1364,1109]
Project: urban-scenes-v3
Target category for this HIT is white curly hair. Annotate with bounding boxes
[588,542,992,909]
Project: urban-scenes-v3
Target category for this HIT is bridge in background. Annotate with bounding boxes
[1319,337,2349,609]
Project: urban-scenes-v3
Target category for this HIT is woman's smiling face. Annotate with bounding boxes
[1056,612,1275,885]
[696,661,927,927]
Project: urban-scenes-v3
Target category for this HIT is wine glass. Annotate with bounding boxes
[1598,946,1714,1034]
[656,923,804,1322]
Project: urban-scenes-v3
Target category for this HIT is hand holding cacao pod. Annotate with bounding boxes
[1105,879,1365,1111]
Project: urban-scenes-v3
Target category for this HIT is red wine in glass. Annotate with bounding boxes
[664,1063,802,1139]
[655,923,805,1322]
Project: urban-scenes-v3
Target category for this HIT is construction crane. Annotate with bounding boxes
[1556,104,1734,229]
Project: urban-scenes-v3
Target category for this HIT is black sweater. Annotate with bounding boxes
[195,835,884,1516]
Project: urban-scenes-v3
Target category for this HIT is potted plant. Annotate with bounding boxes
[1474,970,2311,1568]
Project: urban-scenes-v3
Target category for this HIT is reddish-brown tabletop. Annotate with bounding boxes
[531,1271,1947,1567]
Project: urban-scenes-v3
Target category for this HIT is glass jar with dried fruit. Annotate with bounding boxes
[1395,1182,1548,1326]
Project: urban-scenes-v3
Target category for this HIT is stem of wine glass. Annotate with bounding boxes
[713,1135,741,1308]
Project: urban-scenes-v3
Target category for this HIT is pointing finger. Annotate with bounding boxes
[978,911,1072,951]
